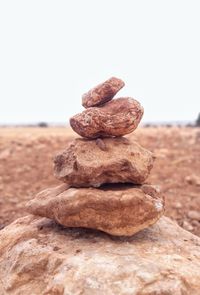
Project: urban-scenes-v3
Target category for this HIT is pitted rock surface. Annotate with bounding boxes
[0,215,200,294]
[70,97,144,138]
[26,183,164,236]
[54,137,154,187]
[82,77,125,108]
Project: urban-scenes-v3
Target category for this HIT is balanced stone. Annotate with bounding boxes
[82,77,125,108]
[54,137,154,187]
[70,97,144,138]
[26,183,164,236]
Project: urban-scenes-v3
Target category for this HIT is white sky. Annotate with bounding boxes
[0,0,199,124]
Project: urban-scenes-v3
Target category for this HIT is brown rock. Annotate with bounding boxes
[182,220,194,231]
[185,174,200,186]
[173,202,182,209]
[26,183,164,236]
[0,148,11,160]
[187,210,200,221]
[70,97,144,138]
[1,215,200,294]
[54,137,154,187]
[82,77,125,108]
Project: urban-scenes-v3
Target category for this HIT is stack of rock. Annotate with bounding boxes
[27,77,164,236]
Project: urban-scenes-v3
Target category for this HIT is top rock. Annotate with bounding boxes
[82,77,125,108]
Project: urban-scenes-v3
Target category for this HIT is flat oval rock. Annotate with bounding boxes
[82,77,125,108]
[26,183,164,236]
[54,137,154,187]
[70,97,144,138]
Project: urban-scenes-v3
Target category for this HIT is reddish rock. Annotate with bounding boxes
[70,97,144,138]
[54,137,154,187]
[187,210,200,221]
[82,77,125,108]
[185,174,200,186]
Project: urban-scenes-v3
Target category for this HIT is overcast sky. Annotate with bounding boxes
[0,1,199,124]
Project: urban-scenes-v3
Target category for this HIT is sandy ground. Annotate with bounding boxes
[0,126,200,236]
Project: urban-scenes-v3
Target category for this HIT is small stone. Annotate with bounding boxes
[82,77,125,108]
[96,138,107,151]
[185,175,200,186]
[70,97,144,138]
[187,210,200,221]
[0,148,11,160]
[26,183,164,236]
[191,220,199,227]
[54,137,154,187]
[182,220,194,231]
[173,202,182,209]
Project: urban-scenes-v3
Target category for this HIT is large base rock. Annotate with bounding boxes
[26,183,164,236]
[0,216,200,294]
[54,137,154,187]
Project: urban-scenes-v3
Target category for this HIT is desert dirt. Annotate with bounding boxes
[0,126,200,236]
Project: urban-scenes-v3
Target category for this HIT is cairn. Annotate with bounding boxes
[27,77,164,236]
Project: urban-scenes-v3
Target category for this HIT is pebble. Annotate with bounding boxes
[0,148,11,160]
[187,210,200,221]
[173,202,182,209]
[182,220,194,231]
[185,175,200,186]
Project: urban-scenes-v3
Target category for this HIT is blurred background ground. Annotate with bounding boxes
[0,126,200,236]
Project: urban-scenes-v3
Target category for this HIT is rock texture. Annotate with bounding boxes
[54,137,154,187]
[82,77,125,108]
[70,98,144,138]
[0,215,200,295]
[26,183,164,236]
